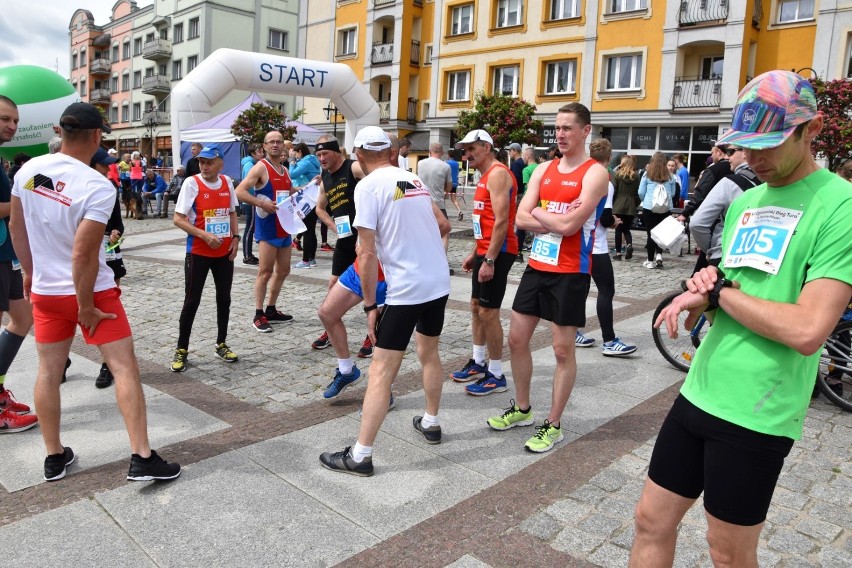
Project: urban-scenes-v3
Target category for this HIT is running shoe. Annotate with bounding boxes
[95,363,114,388]
[320,243,335,252]
[253,314,273,333]
[265,308,294,323]
[171,348,188,372]
[242,256,259,265]
[487,399,534,431]
[44,447,75,481]
[323,366,362,399]
[0,407,39,434]
[524,420,564,453]
[293,260,312,269]
[312,331,331,350]
[624,244,634,260]
[319,446,373,477]
[642,260,656,269]
[655,253,663,269]
[309,259,317,267]
[127,450,182,481]
[357,335,373,358]
[465,372,508,396]
[215,342,239,363]
[575,331,596,348]
[0,388,31,414]
[449,359,487,383]
[613,253,622,261]
[412,416,442,444]
[601,338,637,357]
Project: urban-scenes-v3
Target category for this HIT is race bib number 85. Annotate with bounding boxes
[529,232,562,265]
[723,206,802,275]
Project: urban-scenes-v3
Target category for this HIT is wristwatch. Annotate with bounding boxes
[483,257,495,266]
[363,303,378,313]
[231,234,241,241]
[707,270,734,310]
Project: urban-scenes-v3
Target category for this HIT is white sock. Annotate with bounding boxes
[421,412,439,428]
[338,358,354,375]
[473,344,487,366]
[351,442,372,462]
[488,359,503,377]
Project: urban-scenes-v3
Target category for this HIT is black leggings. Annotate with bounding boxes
[613,214,634,252]
[642,209,671,261]
[591,252,615,342]
[178,253,233,349]
[242,205,255,260]
[302,210,319,262]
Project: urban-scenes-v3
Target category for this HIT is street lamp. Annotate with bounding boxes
[144,110,160,156]
[323,101,340,139]
[793,67,818,79]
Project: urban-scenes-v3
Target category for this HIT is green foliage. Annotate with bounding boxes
[230,103,306,145]
[809,77,852,172]
[456,91,543,148]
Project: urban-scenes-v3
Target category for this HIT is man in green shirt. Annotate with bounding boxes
[630,71,852,567]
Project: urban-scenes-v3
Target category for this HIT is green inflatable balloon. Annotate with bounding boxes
[0,65,79,161]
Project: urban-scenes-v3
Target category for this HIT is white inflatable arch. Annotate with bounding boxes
[170,48,379,168]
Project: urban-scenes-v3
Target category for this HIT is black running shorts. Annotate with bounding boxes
[0,262,24,312]
[471,252,515,309]
[375,295,448,351]
[511,267,590,327]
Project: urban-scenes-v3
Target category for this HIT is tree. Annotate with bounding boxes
[456,91,543,149]
[809,77,852,172]
[230,102,306,146]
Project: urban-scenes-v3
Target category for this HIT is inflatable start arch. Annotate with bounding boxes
[170,48,380,169]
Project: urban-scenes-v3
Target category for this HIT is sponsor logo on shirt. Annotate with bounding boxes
[393,180,429,201]
[203,208,230,217]
[22,173,72,206]
[473,200,485,210]
[542,200,578,214]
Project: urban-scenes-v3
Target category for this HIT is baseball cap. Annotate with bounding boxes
[59,102,112,133]
[715,70,818,150]
[455,129,494,149]
[90,147,117,167]
[198,144,224,159]
[352,126,392,151]
[107,148,117,155]
[507,142,522,152]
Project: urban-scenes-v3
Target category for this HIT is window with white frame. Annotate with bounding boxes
[605,54,642,90]
[79,80,86,97]
[172,60,182,80]
[133,103,141,121]
[777,0,814,23]
[146,32,155,43]
[173,23,183,44]
[450,4,474,35]
[80,47,87,66]
[133,71,142,88]
[550,0,579,19]
[187,55,198,73]
[134,38,142,55]
[122,71,130,91]
[268,28,288,51]
[110,75,118,93]
[188,17,199,39]
[609,0,646,13]
[424,44,433,65]
[544,60,577,94]
[110,106,118,124]
[122,104,129,123]
[338,28,357,56]
[123,40,130,59]
[496,0,523,28]
[847,37,852,78]
[112,44,119,62]
[492,65,520,97]
[447,70,471,101]
[71,52,78,69]
[700,56,724,79]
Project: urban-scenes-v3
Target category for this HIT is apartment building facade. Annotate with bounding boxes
[69,0,299,157]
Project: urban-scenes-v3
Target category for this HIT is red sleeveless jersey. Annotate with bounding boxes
[187,174,234,257]
[528,159,598,274]
[472,163,518,255]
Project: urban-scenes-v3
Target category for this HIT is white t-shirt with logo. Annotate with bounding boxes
[592,181,615,255]
[11,153,118,295]
[353,166,450,305]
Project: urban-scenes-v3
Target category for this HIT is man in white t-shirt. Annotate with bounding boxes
[9,102,181,483]
[320,126,451,476]
[397,137,411,171]
[416,142,453,273]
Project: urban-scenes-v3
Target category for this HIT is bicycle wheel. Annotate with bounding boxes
[816,320,852,412]
[652,292,708,373]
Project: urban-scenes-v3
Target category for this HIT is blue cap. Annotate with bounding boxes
[198,144,224,159]
[90,147,117,167]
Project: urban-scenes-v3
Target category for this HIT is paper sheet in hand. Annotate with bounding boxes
[275,182,320,235]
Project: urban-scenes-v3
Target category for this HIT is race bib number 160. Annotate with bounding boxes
[723,206,802,275]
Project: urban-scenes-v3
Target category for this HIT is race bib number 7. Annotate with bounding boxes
[723,206,802,275]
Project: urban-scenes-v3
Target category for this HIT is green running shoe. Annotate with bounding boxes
[524,420,563,453]
[487,399,534,431]
[171,348,188,372]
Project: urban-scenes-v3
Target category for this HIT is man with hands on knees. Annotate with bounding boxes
[631,70,852,568]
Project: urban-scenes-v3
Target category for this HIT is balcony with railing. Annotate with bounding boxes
[374,0,395,6]
[407,98,418,123]
[371,43,393,65]
[141,74,171,95]
[142,110,171,126]
[142,38,172,60]
[90,58,112,75]
[377,100,391,123]
[89,88,112,104]
[678,0,728,26]
[672,76,722,110]
[410,40,421,66]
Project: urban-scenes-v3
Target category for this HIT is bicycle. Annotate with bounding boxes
[815,305,852,412]
[651,290,711,372]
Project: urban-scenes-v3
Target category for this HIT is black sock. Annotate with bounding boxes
[255,309,264,318]
[519,405,531,413]
[265,305,275,313]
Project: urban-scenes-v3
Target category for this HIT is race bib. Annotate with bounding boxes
[723,206,802,275]
[205,215,231,237]
[472,214,483,240]
[529,232,562,266]
[103,236,116,261]
[334,215,353,238]
[275,190,289,205]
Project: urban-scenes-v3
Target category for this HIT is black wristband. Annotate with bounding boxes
[363,303,378,313]
[707,276,733,310]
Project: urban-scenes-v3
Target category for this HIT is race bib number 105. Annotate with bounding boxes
[723,206,802,275]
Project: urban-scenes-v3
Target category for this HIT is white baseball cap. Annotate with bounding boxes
[455,129,494,149]
[352,126,392,151]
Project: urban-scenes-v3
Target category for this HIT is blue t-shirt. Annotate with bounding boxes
[0,166,15,262]
[447,159,459,187]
